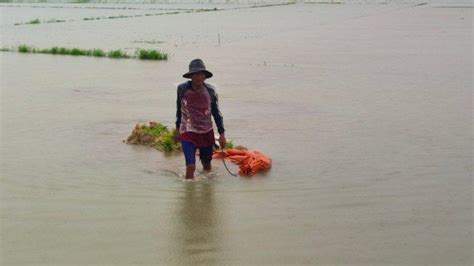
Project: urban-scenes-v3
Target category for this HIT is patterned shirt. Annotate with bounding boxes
[179,86,213,134]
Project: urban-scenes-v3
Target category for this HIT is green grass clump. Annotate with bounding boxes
[38,47,59,54]
[143,123,168,136]
[127,122,180,152]
[57,47,71,55]
[108,50,129,59]
[49,47,59,54]
[47,19,65,23]
[154,129,180,152]
[108,15,128,19]
[224,140,234,149]
[18,45,34,53]
[137,49,168,60]
[84,17,102,21]
[91,49,106,57]
[27,19,41,24]
[213,139,234,151]
[70,48,85,56]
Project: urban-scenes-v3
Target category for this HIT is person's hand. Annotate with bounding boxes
[219,134,226,149]
[174,129,180,142]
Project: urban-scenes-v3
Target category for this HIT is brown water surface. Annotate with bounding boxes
[1,1,472,265]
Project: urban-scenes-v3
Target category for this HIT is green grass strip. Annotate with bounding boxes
[137,49,168,60]
[107,50,129,59]
[6,45,168,61]
[27,19,40,24]
[91,49,106,57]
[18,45,34,53]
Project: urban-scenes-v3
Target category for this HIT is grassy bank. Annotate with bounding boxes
[3,45,168,61]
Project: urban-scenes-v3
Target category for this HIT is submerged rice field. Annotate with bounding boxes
[1,0,472,265]
[2,45,169,60]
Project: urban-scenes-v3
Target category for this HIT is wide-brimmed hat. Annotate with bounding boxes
[182,59,213,79]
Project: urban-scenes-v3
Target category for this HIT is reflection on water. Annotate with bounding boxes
[173,181,221,265]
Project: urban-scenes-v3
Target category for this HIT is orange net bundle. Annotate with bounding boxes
[212,148,272,176]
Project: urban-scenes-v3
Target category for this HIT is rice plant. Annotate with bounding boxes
[70,48,87,56]
[49,47,59,54]
[27,19,40,24]
[57,47,71,55]
[91,49,106,57]
[153,129,181,152]
[143,124,168,136]
[9,45,168,62]
[46,19,66,23]
[107,50,129,59]
[137,49,168,60]
[18,45,34,53]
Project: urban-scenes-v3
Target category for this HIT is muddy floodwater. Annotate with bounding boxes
[1,0,472,265]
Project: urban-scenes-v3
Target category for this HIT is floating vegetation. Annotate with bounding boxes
[71,48,88,56]
[137,49,168,60]
[27,19,41,24]
[2,45,168,61]
[18,45,33,53]
[108,15,128,19]
[45,47,71,55]
[195,8,218,12]
[46,19,66,23]
[126,121,239,154]
[91,49,106,57]
[126,122,181,153]
[107,49,130,59]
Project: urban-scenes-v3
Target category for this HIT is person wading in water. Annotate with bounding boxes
[176,59,227,179]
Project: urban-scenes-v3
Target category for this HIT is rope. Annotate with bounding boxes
[221,148,238,177]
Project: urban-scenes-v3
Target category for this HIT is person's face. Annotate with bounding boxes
[191,72,206,86]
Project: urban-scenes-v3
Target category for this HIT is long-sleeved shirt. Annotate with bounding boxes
[175,81,225,135]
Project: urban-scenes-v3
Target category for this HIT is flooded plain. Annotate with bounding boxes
[1,0,472,264]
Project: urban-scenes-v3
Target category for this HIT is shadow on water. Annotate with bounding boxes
[172,180,221,265]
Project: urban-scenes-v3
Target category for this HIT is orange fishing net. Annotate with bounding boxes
[212,148,272,176]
